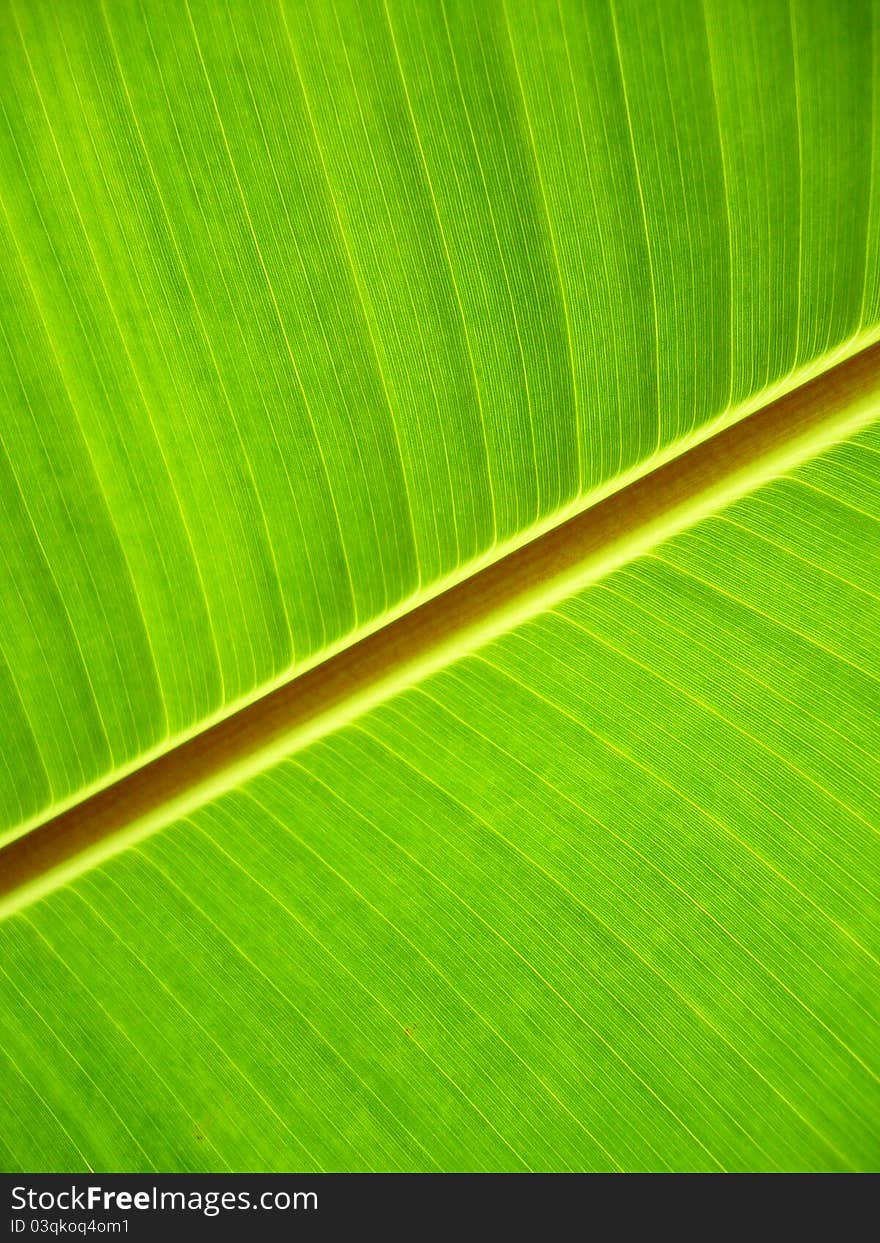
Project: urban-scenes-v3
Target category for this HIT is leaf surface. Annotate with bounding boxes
[0,0,878,1172]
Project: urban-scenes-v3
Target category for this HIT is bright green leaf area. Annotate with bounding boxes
[2,0,878,836]
[2,421,879,1172]
[1,0,879,1172]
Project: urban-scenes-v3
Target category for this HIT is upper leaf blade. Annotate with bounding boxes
[1,0,877,839]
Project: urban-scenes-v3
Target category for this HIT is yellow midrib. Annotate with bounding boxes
[1,325,879,918]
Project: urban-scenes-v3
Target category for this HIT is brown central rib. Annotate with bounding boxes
[1,339,878,905]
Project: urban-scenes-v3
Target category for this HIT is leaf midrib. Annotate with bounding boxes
[2,329,880,918]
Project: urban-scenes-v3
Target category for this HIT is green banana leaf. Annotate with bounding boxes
[1,0,878,1171]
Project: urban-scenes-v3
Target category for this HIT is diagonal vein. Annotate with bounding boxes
[1,335,879,917]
